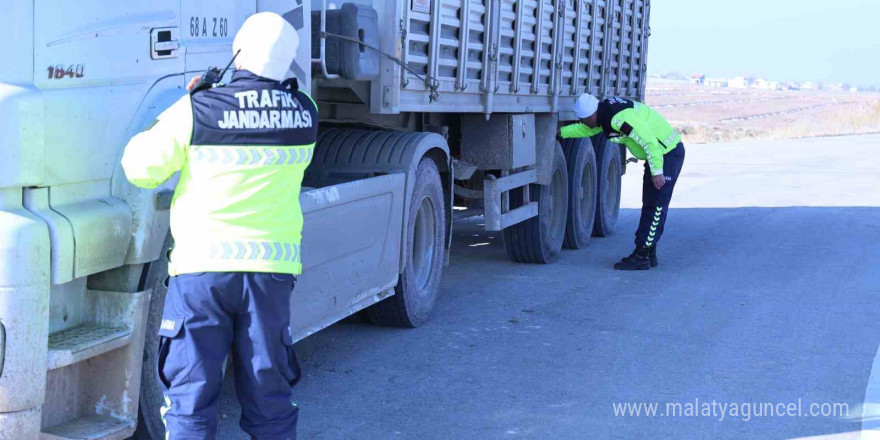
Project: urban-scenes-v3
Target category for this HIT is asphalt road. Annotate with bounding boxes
[217,134,880,439]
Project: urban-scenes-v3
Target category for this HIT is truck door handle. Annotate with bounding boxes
[151,28,180,59]
[153,40,180,52]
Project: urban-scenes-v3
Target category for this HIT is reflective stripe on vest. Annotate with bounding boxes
[190,146,314,165]
[208,241,301,263]
[662,130,680,149]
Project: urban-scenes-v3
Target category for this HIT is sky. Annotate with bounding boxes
[646,0,880,87]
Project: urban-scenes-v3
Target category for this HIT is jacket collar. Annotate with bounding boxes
[231,70,279,84]
[230,70,299,91]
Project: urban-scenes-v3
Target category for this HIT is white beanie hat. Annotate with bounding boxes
[233,12,299,81]
[573,93,600,119]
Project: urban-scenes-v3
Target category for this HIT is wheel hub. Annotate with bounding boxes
[412,197,437,292]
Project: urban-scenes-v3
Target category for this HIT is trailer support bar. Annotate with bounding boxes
[483,169,538,231]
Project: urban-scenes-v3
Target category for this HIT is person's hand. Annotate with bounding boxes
[652,174,666,190]
[186,75,202,92]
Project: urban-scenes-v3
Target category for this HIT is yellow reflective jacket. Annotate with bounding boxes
[122,72,318,275]
[561,97,680,176]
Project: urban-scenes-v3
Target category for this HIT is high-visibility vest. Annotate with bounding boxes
[560,97,680,176]
[122,70,318,275]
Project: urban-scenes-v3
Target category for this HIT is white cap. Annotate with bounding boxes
[233,12,299,82]
[573,93,600,119]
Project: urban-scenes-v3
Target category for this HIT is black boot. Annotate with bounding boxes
[648,245,658,267]
[614,246,651,270]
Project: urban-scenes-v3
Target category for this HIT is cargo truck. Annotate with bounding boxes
[0,0,649,437]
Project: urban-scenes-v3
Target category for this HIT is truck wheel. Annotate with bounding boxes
[561,137,598,249]
[592,134,621,237]
[367,158,446,328]
[135,234,172,440]
[502,142,569,264]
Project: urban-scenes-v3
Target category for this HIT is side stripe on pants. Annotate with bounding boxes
[646,206,663,247]
[161,395,172,440]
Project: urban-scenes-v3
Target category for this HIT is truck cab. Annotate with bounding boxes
[0,2,408,438]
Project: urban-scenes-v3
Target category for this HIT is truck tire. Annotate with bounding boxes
[592,134,621,237]
[135,234,172,440]
[561,137,598,249]
[502,142,569,264]
[367,158,446,328]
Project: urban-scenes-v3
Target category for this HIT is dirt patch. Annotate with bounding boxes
[645,82,880,144]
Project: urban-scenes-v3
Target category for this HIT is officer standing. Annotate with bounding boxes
[560,94,685,270]
[121,12,317,439]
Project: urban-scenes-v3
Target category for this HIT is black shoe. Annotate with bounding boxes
[648,245,658,268]
[614,247,651,270]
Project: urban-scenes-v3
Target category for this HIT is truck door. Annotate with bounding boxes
[35,2,184,91]
[181,1,256,81]
[33,1,185,193]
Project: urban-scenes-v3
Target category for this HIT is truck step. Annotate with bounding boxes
[47,324,132,370]
[41,415,135,440]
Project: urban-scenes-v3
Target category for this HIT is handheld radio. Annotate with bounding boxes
[190,50,241,94]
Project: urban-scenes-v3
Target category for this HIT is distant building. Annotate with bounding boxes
[800,81,817,90]
[705,78,728,88]
[687,74,705,86]
[825,83,845,92]
[728,76,755,89]
[753,78,779,90]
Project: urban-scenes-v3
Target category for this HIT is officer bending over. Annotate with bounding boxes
[560,94,685,270]
[121,12,317,439]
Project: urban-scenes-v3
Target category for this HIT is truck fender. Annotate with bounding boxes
[310,129,451,272]
[111,75,185,265]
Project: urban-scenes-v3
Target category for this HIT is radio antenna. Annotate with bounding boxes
[219,49,241,79]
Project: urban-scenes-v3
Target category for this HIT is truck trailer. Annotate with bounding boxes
[0,0,650,437]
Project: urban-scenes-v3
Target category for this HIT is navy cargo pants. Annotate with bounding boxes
[635,142,686,248]
[158,272,301,440]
